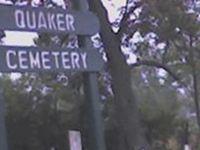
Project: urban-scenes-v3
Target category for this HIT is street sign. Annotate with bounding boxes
[0,46,103,73]
[0,2,106,150]
[0,4,100,35]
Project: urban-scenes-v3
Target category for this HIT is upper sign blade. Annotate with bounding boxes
[0,5,100,35]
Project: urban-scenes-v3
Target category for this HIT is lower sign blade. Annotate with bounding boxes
[0,46,104,73]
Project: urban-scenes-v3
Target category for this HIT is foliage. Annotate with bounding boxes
[131,67,186,149]
[121,0,200,147]
[2,73,85,150]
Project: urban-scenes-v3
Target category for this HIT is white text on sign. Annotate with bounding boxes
[15,9,75,31]
[6,50,87,70]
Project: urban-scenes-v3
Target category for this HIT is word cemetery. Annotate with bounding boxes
[6,49,86,70]
[0,46,103,72]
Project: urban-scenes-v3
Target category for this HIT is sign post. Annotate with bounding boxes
[74,1,107,150]
[83,73,107,150]
[0,81,8,150]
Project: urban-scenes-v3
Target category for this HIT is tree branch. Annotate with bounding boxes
[131,60,182,83]
[117,1,142,38]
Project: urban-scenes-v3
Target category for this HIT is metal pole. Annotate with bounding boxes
[0,82,8,150]
[83,73,106,150]
[73,1,106,150]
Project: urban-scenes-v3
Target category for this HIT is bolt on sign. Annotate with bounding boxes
[0,46,103,72]
[0,4,100,35]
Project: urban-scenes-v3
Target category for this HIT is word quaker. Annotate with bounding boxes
[0,5,100,35]
[15,9,75,32]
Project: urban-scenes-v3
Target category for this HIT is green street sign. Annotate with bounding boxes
[0,2,106,150]
[0,46,103,72]
[0,4,100,35]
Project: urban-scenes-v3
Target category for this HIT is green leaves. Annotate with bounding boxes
[3,73,84,150]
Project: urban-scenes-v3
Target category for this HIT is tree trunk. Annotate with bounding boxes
[189,37,200,131]
[88,1,148,149]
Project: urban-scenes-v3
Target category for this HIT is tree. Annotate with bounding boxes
[131,67,184,149]
[87,1,148,150]
[3,73,85,150]
[87,0,200,149]
[131,0,200,130]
